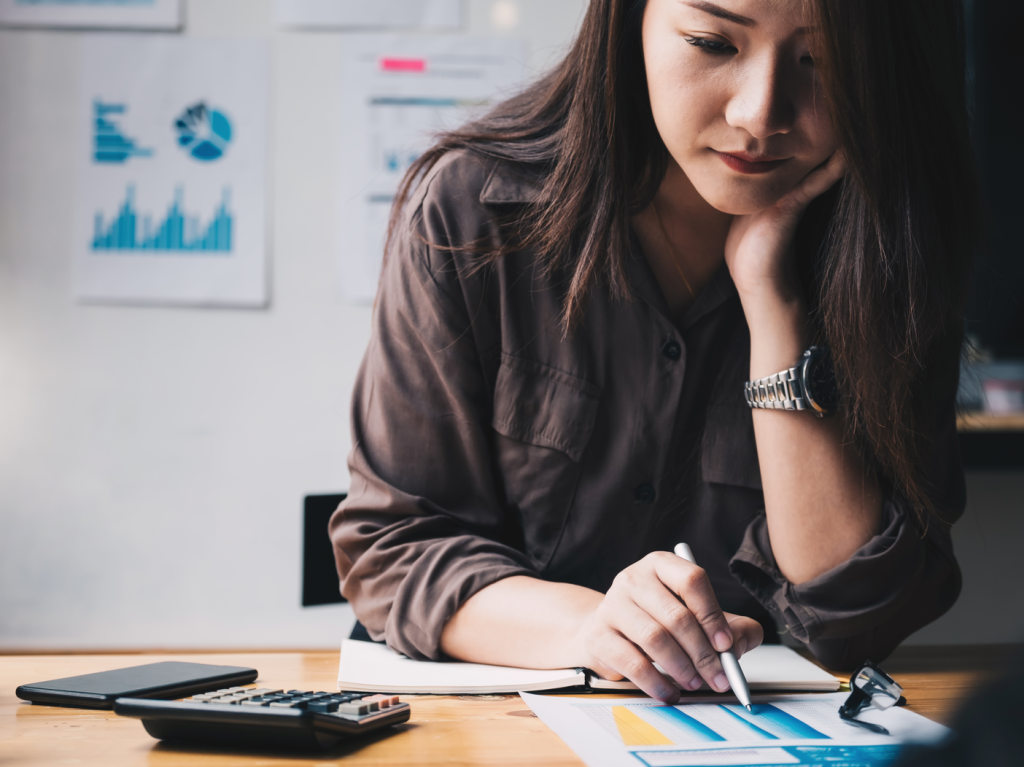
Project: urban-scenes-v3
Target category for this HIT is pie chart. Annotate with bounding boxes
[175,102,232,161]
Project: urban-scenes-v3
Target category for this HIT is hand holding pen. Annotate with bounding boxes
[572,547,764,704]
[674,543,753,711]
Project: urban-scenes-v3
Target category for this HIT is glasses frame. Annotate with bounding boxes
[838,660,906,736]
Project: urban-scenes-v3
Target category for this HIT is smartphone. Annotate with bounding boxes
[16,661,258,709]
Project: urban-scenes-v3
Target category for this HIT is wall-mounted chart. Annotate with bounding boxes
[0,0,180,29]
[91,186,233,254]
[74,35,268,307]
[337,35,526,302]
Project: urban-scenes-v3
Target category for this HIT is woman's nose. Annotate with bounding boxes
[724,53,796,139]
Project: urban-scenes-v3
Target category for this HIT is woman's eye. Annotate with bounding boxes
[800,54,816,67]
[683,36,736,55]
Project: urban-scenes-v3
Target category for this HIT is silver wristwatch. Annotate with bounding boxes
[743,346,838,417]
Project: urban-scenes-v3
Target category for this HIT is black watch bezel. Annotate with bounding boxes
[799,345,839,417]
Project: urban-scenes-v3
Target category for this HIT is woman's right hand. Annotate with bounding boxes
[574,551,764,703]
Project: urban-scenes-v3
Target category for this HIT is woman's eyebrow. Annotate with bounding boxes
[681,0,756,27]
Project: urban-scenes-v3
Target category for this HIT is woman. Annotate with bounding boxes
[331,0,979,703]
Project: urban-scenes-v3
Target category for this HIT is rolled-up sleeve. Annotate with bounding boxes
[330,168,534,661]
[729,359,965,670]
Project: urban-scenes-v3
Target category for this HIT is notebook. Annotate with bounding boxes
[337,640,840,695]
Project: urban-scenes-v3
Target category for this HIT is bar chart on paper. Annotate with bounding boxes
[577,702,837,747]
[524,692,950,767]
[91,186,233,254]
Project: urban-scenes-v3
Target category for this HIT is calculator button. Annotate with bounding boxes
[307,700,340,714]
[336,702,371,715]
[210,695,245,704]
[240,700,268,707]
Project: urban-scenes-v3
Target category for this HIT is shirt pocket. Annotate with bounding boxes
[490,354,600,568]
[701,404,763,490]
[491,354,599,463]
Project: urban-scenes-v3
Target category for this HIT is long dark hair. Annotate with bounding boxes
[387,0,980,516]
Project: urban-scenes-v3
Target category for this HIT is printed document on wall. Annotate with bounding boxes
[74,36,269,307]
[0,0,180,29]
[338,35,526,302]
[277,0,460,29]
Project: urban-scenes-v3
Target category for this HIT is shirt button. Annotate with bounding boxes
[662,340,682,361]
[634,484,656,504]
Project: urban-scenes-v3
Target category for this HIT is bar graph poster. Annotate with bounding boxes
[0,0,180,29]
[74,35,268,307]
[337,36,525,302]
[277,0,460,29]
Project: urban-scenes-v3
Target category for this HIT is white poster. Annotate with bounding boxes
[277,0,460,29]
[338,35,526,302]
[0,0,180,29]
[74,36,269,308]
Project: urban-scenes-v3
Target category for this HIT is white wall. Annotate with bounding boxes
[0,0,587,650]
[1,0,1021,651]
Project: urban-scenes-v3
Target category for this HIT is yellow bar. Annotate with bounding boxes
[612,706,673,746]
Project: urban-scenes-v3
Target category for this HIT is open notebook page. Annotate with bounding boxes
[337,639,587,694]
[590,645,840,692]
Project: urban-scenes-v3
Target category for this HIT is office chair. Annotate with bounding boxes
[301,493,375,642]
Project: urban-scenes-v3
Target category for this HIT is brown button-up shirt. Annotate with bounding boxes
[331,150,964,670]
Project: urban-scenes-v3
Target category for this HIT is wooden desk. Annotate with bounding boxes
[1,646,1015,766]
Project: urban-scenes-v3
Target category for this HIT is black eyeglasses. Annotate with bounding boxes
[838,661,906,736]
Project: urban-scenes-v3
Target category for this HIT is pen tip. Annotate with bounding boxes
[746,704,752,712]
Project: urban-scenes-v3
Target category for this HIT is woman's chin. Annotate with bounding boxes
[698,186,789,217]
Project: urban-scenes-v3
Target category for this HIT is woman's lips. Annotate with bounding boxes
[714,150,790,174]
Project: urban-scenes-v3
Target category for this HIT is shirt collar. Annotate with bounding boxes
[479,161,545,204]
[480,159,738,329]
[627,229,738,331]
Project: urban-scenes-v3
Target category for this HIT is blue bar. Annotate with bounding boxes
[717,706,779,740]
[722,705,829,740]
[91,185,233,254]
[646,707,725,742]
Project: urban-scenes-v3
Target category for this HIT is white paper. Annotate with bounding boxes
[522,692,950,767]
[337,639,586,693]
[74,36,269,307]
[337,35,526,302]
[593,645,840,692]
[277,0,460,29]
[0,0,180,29]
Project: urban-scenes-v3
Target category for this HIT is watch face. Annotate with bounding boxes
[802,346,839,414]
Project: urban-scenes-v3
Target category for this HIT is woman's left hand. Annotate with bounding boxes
[724,151,847,302]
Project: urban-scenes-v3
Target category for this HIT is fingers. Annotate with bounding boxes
[782,149,847,214]
[652,554,734,654]
[724,614,765,658]
[590,626,681,703]
[583,555,762,703]
[629,582,725,692]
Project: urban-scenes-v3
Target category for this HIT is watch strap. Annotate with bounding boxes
[743,367,808,411]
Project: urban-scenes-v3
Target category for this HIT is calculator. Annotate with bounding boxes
[113,686,411,751]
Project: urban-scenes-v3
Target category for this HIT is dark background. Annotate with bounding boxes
[965,0,1024,358]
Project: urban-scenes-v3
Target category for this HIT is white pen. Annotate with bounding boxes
[673,543,753,712]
